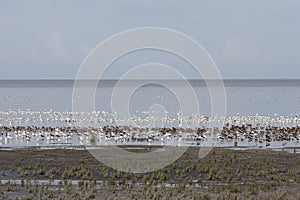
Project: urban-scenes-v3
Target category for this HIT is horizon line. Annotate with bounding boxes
[0,78,299,81]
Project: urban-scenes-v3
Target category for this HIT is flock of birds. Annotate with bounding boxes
[0,110,299,148]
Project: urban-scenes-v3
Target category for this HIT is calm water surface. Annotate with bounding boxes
[0,79,299,116]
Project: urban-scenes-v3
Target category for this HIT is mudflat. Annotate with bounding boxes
[0,147,300,199]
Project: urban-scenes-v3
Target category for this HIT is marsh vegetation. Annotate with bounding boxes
[0,147,300,199]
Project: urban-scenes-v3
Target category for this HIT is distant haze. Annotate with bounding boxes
[0,0,299,79]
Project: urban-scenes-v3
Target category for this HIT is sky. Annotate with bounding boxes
[0,0,299,79]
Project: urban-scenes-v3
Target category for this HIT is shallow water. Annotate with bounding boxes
[0,79,299,148]
[0,79,299,116]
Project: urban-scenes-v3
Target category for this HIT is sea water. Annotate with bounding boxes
[0,79,299,148]
[0,79,299,116]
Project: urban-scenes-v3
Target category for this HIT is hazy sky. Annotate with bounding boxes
[0,0,299,79]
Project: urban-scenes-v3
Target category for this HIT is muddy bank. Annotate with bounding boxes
[0,147,300,199]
